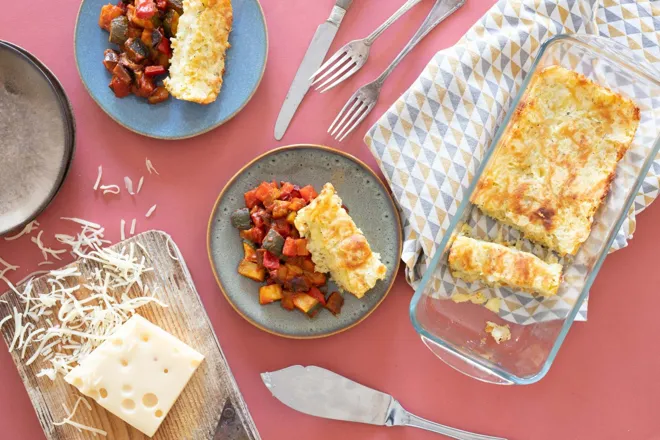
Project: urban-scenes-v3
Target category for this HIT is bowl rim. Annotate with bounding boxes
[0,40,76,237]
[72,0,269,140]
[408,34,660,385]
[206,144,403,339]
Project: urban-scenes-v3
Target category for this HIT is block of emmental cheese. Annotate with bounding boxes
[64,315,204,437]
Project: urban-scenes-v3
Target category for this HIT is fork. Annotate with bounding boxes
[329,0,465,141]
[310,0,424,93]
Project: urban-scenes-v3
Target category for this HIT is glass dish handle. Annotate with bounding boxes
[421,336,514,385]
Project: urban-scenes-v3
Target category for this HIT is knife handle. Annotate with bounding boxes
[386,400,508,440]
[335,0,353,9]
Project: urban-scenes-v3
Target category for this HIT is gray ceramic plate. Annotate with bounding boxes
[207,145,402,339]
[0,41,75,236]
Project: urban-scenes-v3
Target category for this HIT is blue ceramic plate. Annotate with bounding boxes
[74,0,267,139]
[207,145,403,339]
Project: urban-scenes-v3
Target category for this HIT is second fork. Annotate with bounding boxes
[310,0,424,93]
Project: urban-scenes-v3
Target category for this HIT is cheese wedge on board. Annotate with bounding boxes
[64,315,204,437]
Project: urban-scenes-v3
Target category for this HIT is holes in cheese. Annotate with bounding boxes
[112,338,123,347]
[141,333,150,342]
[73,377,83,388]
[191,359,200,368]
[142,393,158,408]
[122,398,136,411]
[163,368,169,374]
[120,358,129,367]
[122,384,132,394]
[155,409,163,418]
[99,388,108,399]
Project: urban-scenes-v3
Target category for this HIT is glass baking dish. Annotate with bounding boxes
[409,35,660,385]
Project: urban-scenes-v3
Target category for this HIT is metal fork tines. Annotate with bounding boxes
[310,0,423,93]
[329,0,465,141]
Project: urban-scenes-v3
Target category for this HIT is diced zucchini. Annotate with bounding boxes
[231,208,252,230]
[242,242,257,262]
[325,292,344,316]
[124,37,148,62]
[109,15,129,45]
[292,293,321,317]
[166,0,184,14]
[238,260,265,282]
[262,228,285,256]
[259,285,283,305]
[281,291,295,311]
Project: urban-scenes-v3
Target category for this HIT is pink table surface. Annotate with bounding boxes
[1,1,659,439]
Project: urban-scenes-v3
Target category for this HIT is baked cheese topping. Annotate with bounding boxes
[64,315,204,437]
[471,66,640,255]
[448,236,562,296]
[485,321,511,344]
[164,0,233,104]
[294,183,387,298]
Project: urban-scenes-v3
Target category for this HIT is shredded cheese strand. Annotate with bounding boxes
[145,158,160,175]
[4,220,39,241]
[136,176,145,194]
[93,166,103,191]
[145,205,157,218]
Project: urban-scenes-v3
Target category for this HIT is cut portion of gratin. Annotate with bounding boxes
[471,66,640,255]
[448,236,563,296]
[164,0,232,104]
[294,183,387,298]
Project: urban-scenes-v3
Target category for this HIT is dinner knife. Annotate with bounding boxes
[274,0,353,140]
[261,365,508,440]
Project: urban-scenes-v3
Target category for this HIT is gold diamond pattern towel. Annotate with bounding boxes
[365,0,660,323]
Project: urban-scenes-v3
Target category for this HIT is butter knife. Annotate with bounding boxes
[261,365,507,440]
[274,0,353,140]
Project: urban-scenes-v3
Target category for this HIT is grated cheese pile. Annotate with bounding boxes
[1,218,167,382]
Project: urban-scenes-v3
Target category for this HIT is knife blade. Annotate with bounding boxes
[274,0,353,140]
[261,365,392,425]
[262,366,508,440]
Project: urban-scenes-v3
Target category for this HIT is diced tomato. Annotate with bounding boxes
[135,0,157,19]
[240,227,265,245]
[109,76,131,98]
[271,219,291,238]
[279,182,295,199]
[288,198,306,211]
[307,287,326,306]
[145,65,167,77]
[262,251,280,270]
[255,182,274,202]
[156,0,167,9]
[282,237,297,257]
[250,209,271,229]
[244,189,260,209]
[157,36,171,56]
[299,185,318,202]
[296,239,309,256]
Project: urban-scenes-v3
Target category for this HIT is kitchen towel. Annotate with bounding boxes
[365,0,660,324]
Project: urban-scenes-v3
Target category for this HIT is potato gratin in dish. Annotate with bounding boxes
[231,181,387,319]
[450,65,640,297]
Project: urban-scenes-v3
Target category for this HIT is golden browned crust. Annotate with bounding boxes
[471,66,640,255]
[448,236,563,296]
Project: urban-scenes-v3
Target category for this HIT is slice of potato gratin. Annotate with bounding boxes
[294,183,387,298]
[164,0,232,104]
[448,236,563,297]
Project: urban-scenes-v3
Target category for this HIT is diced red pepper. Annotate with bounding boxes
[299,185,318,202]
[240,227,265,245]
[282,237,297,257]
[255,181,280,203]
[244,189,260,210]
[116,1,127,12]
[157,36,171,56]
[279,182,295,199]
[271,219,291,238]
[307,287,326,306]
[135,0,157,19]
[262,251,280,270]
[109,76,131,98]
[132,72,155,98]
[156,0,167,9]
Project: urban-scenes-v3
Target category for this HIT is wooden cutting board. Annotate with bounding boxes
[0,230,261,440]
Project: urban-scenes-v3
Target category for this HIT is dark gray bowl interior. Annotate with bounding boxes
[208,145,402,338]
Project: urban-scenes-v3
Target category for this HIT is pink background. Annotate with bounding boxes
[1,0,659,439]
